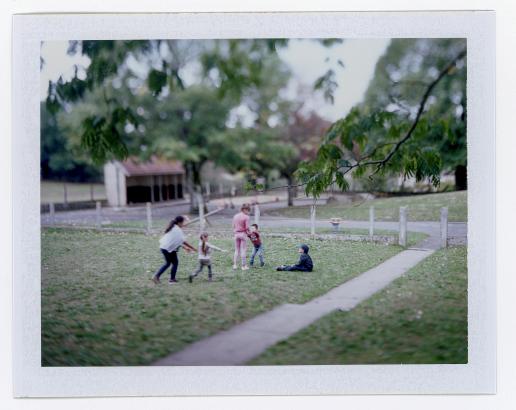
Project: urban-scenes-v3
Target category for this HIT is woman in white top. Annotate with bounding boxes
[152,215,196,284]
[189,232,227,283]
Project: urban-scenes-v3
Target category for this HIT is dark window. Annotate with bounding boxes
[161,184,168,201]
[168,184,176,199]
[127,186,151,204]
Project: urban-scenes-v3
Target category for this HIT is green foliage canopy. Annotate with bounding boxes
[296,39,467,197]
[44,39,343,168]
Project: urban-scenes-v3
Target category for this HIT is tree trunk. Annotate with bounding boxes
[185,162,196,214]
[188,161,208,214]
[454,164,467,191]
[292,184,299,198]
[287,175,295,207]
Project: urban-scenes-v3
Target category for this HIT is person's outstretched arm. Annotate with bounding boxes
[206,242,227,252]
[182,241,196,252]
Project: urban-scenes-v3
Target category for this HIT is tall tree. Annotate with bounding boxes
[141,86,235,211]
[361,38,467,189]
[280,110,332,205]
[296,39,467,197]
[57,81,272,211]
[225,55,332,205]
[44,39,342,164]
[41,102,101,182]
[230,56,332,205]
[51,51,302,211]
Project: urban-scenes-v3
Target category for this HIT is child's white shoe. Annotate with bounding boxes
[241,265,249,271]
[232,264,238,270]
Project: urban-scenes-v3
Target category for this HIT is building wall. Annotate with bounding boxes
[118,169,127,206]
[105,162,186,206]
[103,162,127,207]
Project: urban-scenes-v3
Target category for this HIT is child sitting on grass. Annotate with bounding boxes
[189,232,227,283]
[276,244,313,272]
[248,223,265,267]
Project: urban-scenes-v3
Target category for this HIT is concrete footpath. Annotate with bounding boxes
[153,247,434,366]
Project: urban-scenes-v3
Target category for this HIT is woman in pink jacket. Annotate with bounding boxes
[232,203,251,270]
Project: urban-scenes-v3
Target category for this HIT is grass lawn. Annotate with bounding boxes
[250,246,467,365]
[41,180,106,204]
[259,227,428,247]
[266,191,467,222]
[41,228,405,366]
[103,219,171,230]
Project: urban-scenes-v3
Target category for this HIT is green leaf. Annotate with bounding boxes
[314,69,338,104]
[147,69,168,96]
[319,38,344,47]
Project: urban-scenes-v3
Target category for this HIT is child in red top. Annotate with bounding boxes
[248,224,265,267]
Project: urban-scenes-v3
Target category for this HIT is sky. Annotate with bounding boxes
[278,39,390,120]
[40,38,390,122]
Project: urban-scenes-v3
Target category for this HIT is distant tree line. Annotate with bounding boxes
[41,102,102,182]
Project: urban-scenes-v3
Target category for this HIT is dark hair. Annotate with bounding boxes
[251,223,258,229]
[200,232,209,255]
[164,215,186,233]
[299,244,309,254]
[241,203,251,212]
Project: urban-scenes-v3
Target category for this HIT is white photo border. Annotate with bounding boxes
[12,11,496,397]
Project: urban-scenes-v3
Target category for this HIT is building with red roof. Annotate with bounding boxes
[103,156,186,207]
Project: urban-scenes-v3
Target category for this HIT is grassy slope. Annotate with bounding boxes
[250,246,467,365]
[41,229,405,366]
[267,191,467,222]
[41,181,106,203]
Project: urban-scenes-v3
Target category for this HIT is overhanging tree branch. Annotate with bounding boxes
[339,48,466,177]
[261,48,467,195]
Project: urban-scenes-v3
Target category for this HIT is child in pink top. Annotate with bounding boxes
[232,203,251,270]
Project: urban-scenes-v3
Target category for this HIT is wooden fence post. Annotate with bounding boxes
[399,206,407,247]
[197,194,205,232]
[49,203,55,225]
[369,206,375,241]
[205,182,211,200]
[63,182,68,207]
[158,176,164,202]
[254,203,260,225]
[95,201,102,230]
[440,207,448,248]
[310,204,316,237]
[146,202,152,234]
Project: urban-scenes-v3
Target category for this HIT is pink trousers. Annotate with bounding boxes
[233,232,248,266]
